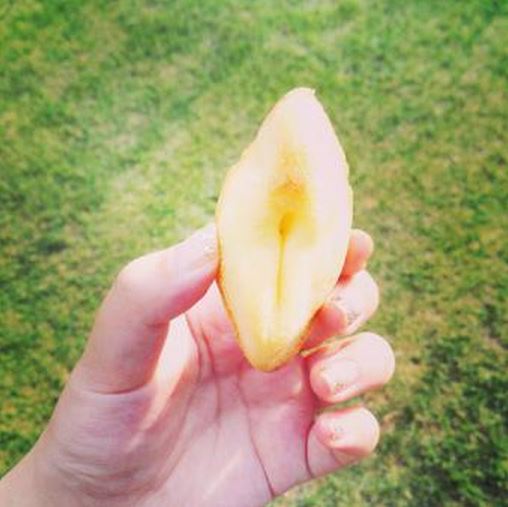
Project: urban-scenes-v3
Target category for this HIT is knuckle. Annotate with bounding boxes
[358,407,381,455]
[115,257,147,295]
[358,331,388,352]
[359,332,396,380]
[358,270,380,311]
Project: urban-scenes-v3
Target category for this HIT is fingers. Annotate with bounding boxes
[303,229,376,351]
[304,270,379,350]
[305,333,393,480]
[308,332,395,404]
[307,406,380,478]
[75,224,218,393]
[341,229,374,279]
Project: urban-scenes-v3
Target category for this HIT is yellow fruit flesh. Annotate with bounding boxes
[217,88,352,371]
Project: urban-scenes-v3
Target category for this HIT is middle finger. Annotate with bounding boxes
[307,332,395,404]
[303,270,379,350]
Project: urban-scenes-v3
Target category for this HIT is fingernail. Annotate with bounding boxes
[321,358,359,395]
[332,294,360,331]
[326,419,345,445]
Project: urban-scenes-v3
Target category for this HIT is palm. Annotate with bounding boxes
[157,283,317,506]
[33,229,392,507]
[50,283,316,507]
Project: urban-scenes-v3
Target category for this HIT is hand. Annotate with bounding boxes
[0,225,394,507]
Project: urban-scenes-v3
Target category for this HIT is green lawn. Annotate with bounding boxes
[1,0,507,505]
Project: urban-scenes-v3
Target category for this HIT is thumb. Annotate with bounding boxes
[75,224,218,393]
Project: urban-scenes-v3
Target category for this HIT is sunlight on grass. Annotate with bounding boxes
[1,0,507,504]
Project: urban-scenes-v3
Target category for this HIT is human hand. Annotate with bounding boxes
[0,225,394,507]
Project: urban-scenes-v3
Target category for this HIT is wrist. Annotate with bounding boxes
[0,431,73,507]
[0,449,45,507]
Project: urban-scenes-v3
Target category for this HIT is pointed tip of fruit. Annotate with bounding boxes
[286,86,316,96]
[246,347,294,372]
[277,87,318,110]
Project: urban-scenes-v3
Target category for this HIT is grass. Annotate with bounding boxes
[1,0,507,505]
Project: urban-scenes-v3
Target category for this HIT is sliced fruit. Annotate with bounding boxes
[216,87,352,371]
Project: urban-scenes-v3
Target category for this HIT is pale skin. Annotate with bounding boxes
[0,225,395,507]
